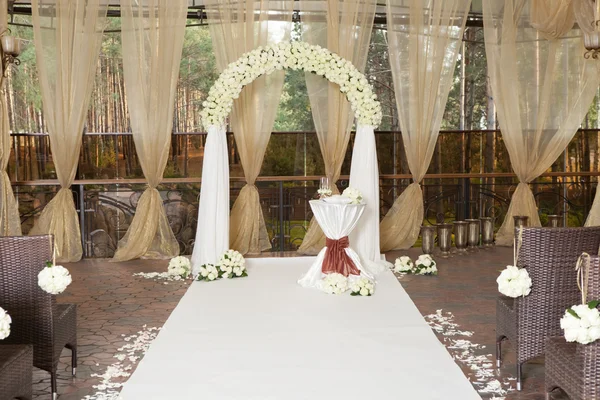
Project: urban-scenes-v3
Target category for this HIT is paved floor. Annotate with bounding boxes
[31,247,568,399]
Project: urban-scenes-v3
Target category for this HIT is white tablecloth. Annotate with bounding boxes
[298,200,374,289]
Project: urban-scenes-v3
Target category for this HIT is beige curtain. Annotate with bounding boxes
[576,0,600,227]
[29,0,107,262]
[205,0,293,255]
[483,0,600,245]
[0,0,20,237]
[379,0,471,251]
[113,0,186,261]
[297,0,376,255]
[530,0,575,40]
[0,95,20,237]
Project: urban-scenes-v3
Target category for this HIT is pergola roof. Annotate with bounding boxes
[9,0,485,27]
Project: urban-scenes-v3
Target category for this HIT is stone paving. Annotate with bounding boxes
[31,248,569,399]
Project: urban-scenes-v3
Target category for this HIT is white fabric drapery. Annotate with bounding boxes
[483,0,600,245]
[380,0,471,251]
[297,0,376,255]
[204,0,293,256]
[113,0,186,261]
[298,200,373,290]
[191,124,230,274]
[349,124,384,269]
[29,0,108,261]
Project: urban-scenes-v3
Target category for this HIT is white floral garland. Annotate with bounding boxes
[201,41,382,128]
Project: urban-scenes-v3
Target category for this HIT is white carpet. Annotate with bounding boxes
[120,257,480,400]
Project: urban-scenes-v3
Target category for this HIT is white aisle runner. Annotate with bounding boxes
[120,258,480,400]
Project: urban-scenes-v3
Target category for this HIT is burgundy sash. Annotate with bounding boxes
[322,236,360,277]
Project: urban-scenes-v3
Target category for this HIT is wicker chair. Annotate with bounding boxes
[495,226,600,391]
[0,344,33,400]
[545,255,600,400]
[0,235,77,400]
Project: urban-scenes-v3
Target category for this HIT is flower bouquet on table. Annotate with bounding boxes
[168,256,192,279]
[414,254,438,276]
[393,256,414,274]
[38,261,72,295]
[342,187,363,204]
[0,307,11,340]
[560,300,600,344]
[320,273,348,295]
[350,277,375,296]
[496,265,532,298]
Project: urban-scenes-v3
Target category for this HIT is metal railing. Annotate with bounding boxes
[10,172,598,258]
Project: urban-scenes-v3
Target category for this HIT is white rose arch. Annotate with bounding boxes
[191,41,385,274]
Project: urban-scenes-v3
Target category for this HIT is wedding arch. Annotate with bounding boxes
[191,41,385,273]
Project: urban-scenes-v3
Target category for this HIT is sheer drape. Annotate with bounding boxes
[0,94,20,237]
[29,0,107,261]
[205,0,293,255]
[379,0,471,251]
[0,1,19,237]
[113,0,186,261]
[297,0,376,255]
[483,0,600,245]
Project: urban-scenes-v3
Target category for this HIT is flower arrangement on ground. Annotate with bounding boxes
[196,264,220,282]
[414,254,438,275]
[320,273,349,295]
[201,41,382,129]
[350,277,375,296]
[218,250,247,279]
[342,187,363,204]
[0,307,11,340]
[167,256,191,279]
[560,300,600,344]
[38,261,72,295]
[496,265,532,298]
[393,256,414,274]
[196,250,247,282]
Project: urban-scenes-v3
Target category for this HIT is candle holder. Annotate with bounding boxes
[421,225,435,255]
[547,215,561,228]
[0,29,22,81]
[437,224,452,258]
[453,221,468,253]
[465,219,480,250]
[481,217,494,247]
[513,215,529,229]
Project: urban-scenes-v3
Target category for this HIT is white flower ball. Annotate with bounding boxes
[496,265,532,298]
[0,307,11,340]
[38,265,72,295]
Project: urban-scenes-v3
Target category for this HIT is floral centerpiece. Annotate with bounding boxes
[393,256,414,274]
[218,250,247,279]
[320,273,349,295]
[560,301,600,344]
[342,187,363,204]
[414,254,438,275]
[168,256,191,279]
[496,265,532,298]
[38,261,72,295]
[201,41,382,129]
[196,264,220,282]
[0,307,11,340]
[350,277,375,296]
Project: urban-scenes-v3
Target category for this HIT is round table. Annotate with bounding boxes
[298,198,374,290]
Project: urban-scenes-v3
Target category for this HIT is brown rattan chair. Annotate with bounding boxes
[545,255,600,400]
[0,344,33,400]
[0,235,77,400]
[495,226,600,391]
